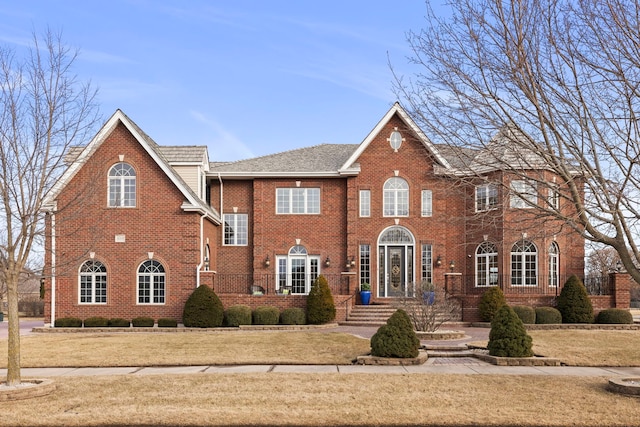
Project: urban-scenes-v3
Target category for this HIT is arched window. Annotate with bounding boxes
[138,260,165,304]
[276,245,320,294]
[79,260,107,304]
[383,177,409,217]
[549,242,559,287]
[476,242,498,287]
[108,162,136,207]
[511,240,537,286]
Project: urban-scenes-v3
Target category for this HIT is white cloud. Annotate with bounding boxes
[189,110,254,161]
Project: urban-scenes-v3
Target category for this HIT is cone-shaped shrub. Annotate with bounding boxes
[182,285,224,328]
[478,286,507,322]
[306,275,336,324]
[370,309,420,358]
[488,305,533,357]
[557,275,594,323]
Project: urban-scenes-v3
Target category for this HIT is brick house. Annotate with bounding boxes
[42,103,629,326]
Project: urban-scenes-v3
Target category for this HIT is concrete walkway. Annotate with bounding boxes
[1,319,639,378]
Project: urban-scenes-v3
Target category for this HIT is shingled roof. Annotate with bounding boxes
[210,144,360,177]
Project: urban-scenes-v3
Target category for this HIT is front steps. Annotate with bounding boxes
[339,304,398,326]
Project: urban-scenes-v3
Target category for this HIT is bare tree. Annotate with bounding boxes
[395,281,461,332]
[394,0,640,285]
[0,30,98,386]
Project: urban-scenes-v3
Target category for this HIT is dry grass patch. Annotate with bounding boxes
[2,374,638,426]
[0,331,371,368]
[528,329,640,366]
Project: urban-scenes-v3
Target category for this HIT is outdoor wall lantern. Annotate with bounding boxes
[204,256,210,271]
[435,255,442,267]
[449,260,455,272]
[345,256,356,269]
[325,256,331,267]
[264,255,270,267]
[616,260,622,272]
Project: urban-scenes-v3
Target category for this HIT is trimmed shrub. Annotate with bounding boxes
[478,286,507,322]
[224,305,252,327]
[535,307,562,324]
[158,318,177,328]
[54,317,82,328]
[108,318,130,327]
[182,284,224,328]
[596,308,633,324]
[280,307,306,325]
[512,306,536,324]
[488,305,533,357]
[370,309,420,358]
[306,275,336,324]
[557,275,594,323]
[132,317,155,327]
[83,316,109,327]
[252,306,280,325]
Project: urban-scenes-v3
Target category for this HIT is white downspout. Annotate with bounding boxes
[196,213,205,288]
[218,173,224,246]
[50,210,56,327]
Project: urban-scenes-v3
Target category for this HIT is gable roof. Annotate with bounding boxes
[43,110,220,223]
[339,102,453,173]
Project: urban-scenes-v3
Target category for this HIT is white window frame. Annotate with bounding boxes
[275,246,320,295]
[79,260,107,304]
[476,184,498,212]
[476,242,499,287]
[421,243,433,284]
[137,260,166,304]
[548,185,560,210]
[511,240,538,286]
[421,190,432,217]
[549,242,559,287]
[276,188,320,214]
[383,177,409,217]
[108,162,136,207]
[359,190,371,217]
[360,244,371,286]
[510,180,537,209]
[223,213,248,246]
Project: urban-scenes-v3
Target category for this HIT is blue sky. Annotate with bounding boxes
[1,1,431,161]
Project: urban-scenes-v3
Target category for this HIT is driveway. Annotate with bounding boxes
[0,318,44,340]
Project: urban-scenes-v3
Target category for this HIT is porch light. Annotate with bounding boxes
[204,256,209,271]
[435,255,442,267]
[449,260,455,272]
[345,256,355,269]
[264,255,270,267]
[616,260,622,272]
[325,256,331,267]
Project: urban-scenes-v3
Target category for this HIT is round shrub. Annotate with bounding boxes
[557,275,594,323]
[252,306,280,325]
[370,309,420,359]
[132,317,155,327]
[488,305,533,357]
[535,307,562,324]
[108,318,130,327]
[596,308,633,324]
[306,275,336,324]
[280,307,306,325]
[54,317,82,328]
[158,318,177,328]
[83,316,109,327]
[478,286,507,322]
[182,285,224,328]
[224,305,252,327]
[512,306,536,324]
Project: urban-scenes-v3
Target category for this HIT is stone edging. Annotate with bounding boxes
[473,352,562,366]
[355,350,428,366]
[608,377,640,396]
[31,323,340,334]
[415,330,466,340]
[0,379,55,401]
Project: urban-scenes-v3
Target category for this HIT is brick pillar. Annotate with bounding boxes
[444,273,463,294]
[610,272,632,309]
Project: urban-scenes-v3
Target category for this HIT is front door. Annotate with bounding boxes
[388,246,406,297]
